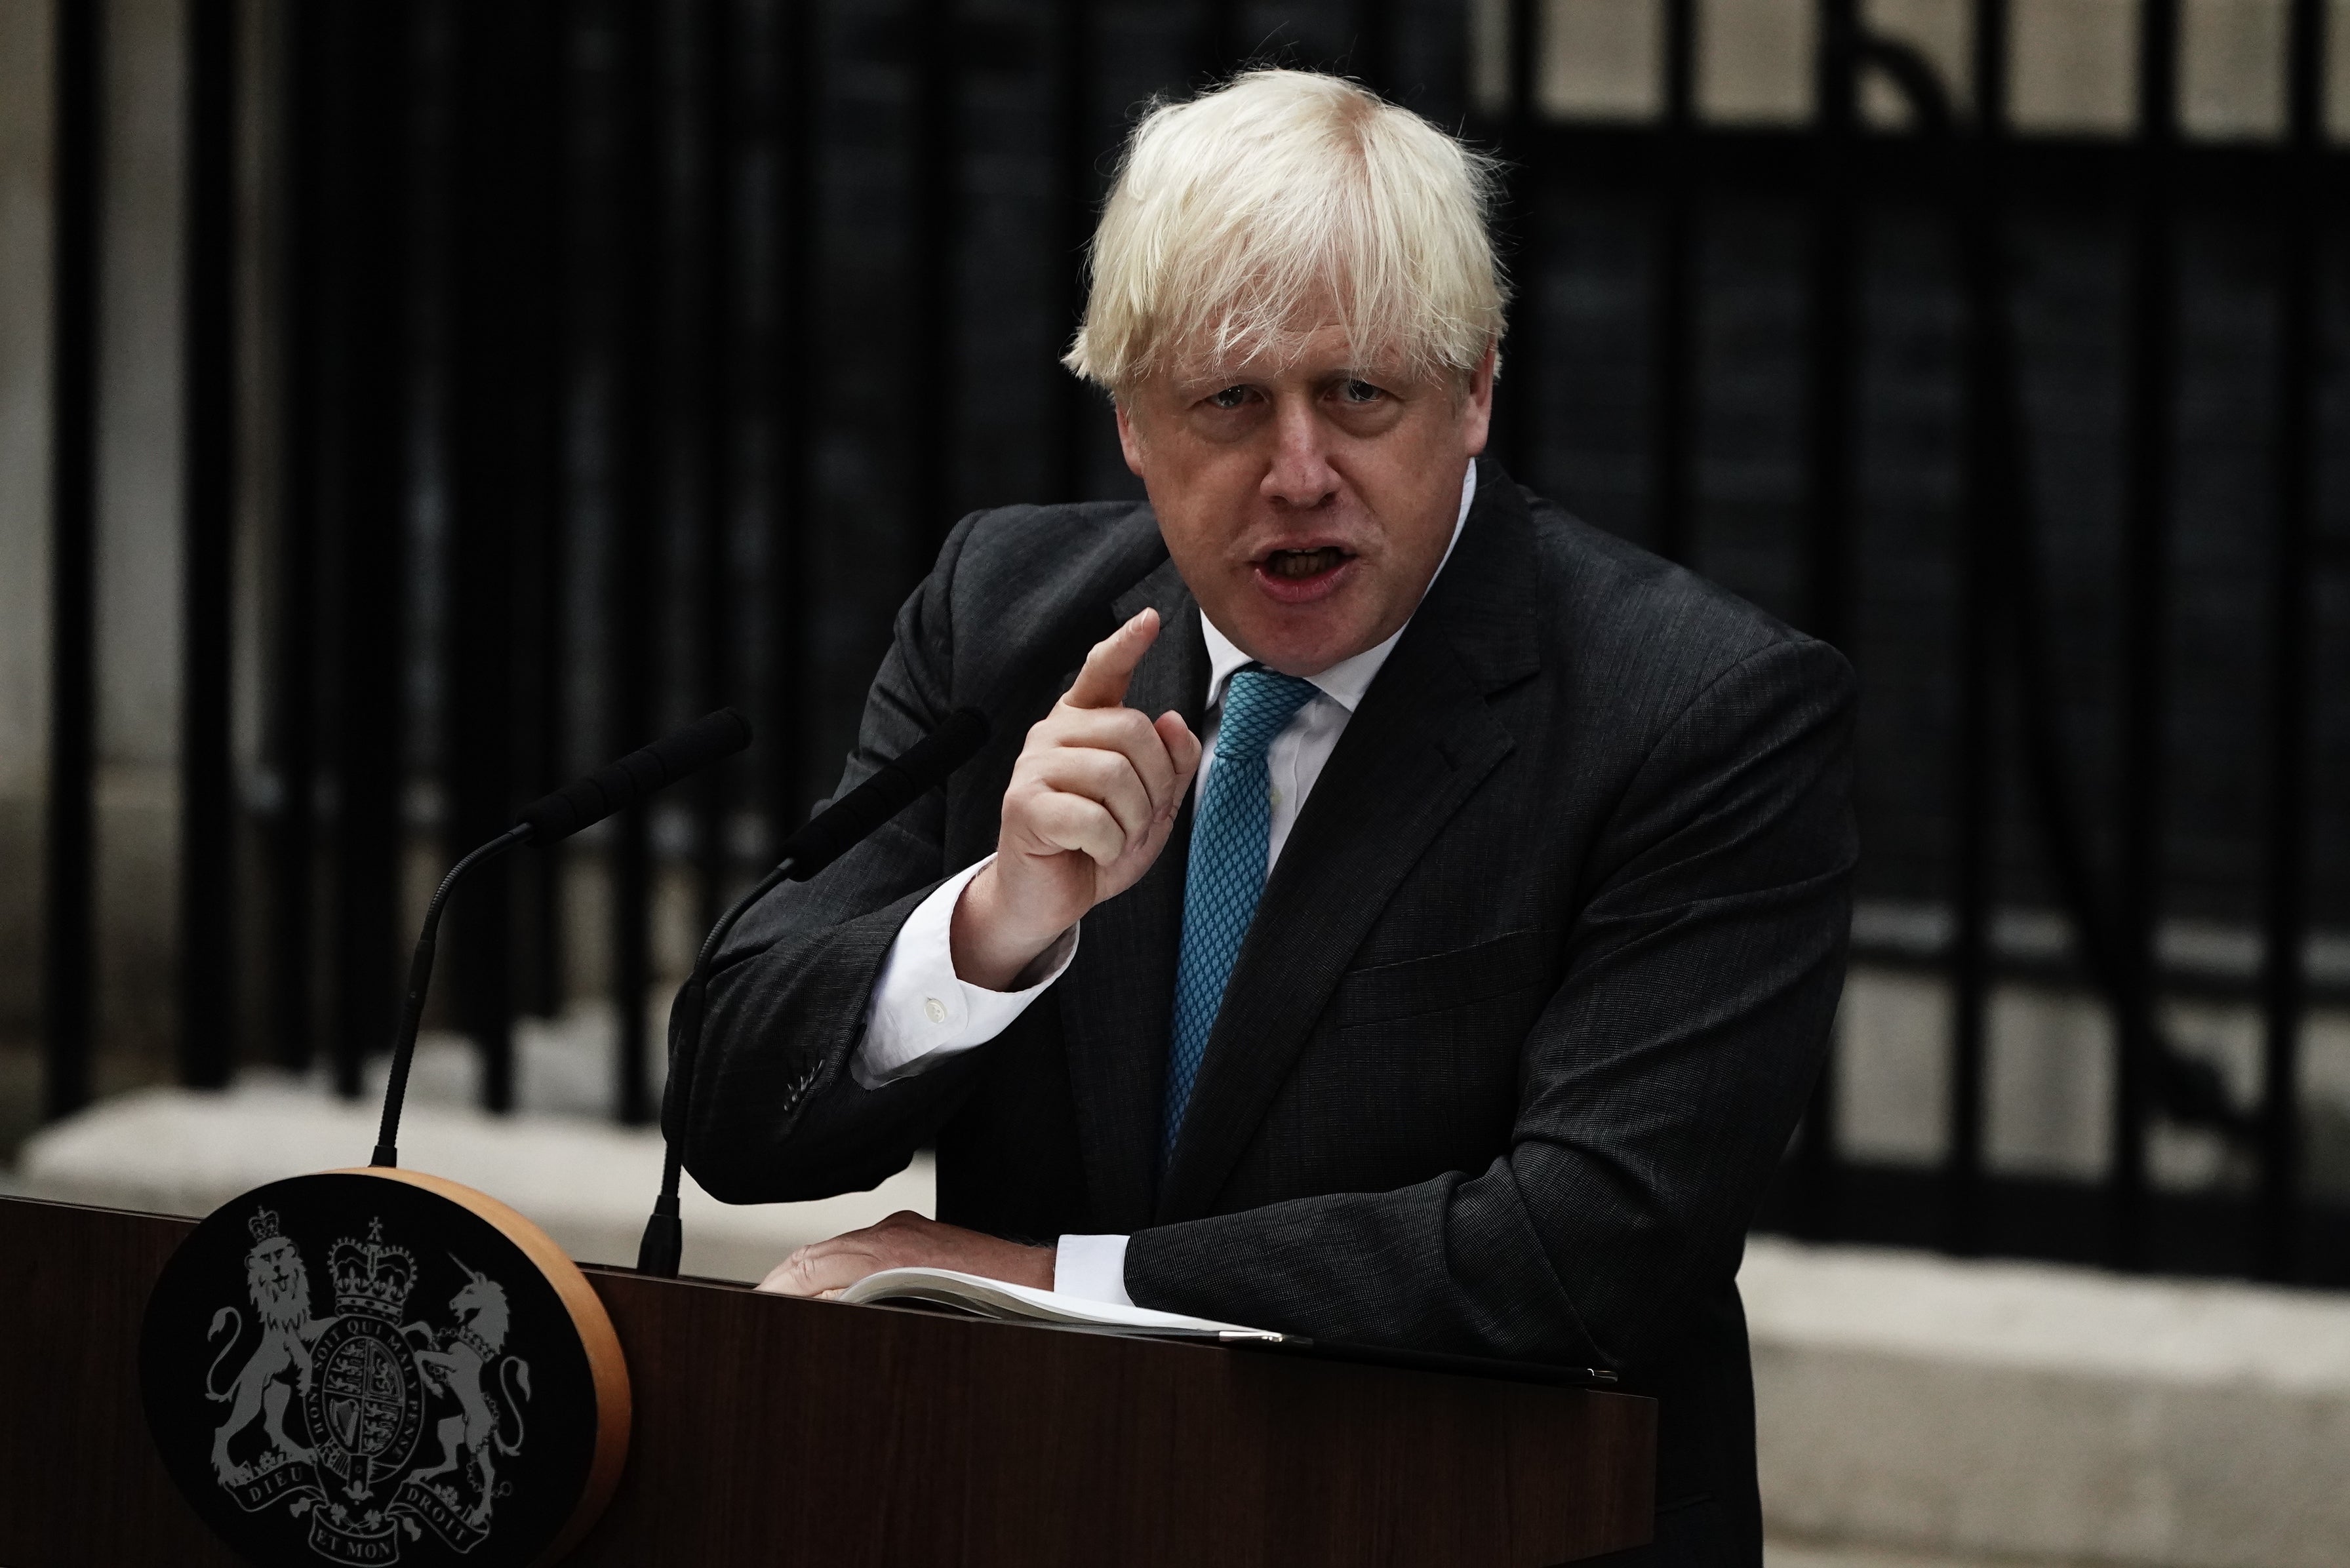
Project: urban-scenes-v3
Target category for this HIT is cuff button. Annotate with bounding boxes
[923,997,948,1025]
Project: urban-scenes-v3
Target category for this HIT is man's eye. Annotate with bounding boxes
[1207,386,1251,410]
[1340,379,1384,404]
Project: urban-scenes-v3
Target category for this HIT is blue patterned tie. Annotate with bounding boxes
[1163,664,1320,1156]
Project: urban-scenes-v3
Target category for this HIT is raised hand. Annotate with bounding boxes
[951,608,1202,990]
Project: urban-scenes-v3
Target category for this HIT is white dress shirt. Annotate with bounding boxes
[854,461,1477,1303]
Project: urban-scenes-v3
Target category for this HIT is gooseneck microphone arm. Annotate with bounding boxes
[369,708,753,1169]
[637,707,991,1277]
[633,857,799,1274]
[370,823,534,1167]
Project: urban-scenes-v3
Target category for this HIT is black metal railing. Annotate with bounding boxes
[31,1,2345,1287]
[43,0,100,1124]
[1481,1,2342,1283]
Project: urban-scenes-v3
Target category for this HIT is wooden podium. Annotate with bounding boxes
[0,1193,1654,1566]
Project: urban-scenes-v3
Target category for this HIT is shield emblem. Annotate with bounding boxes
[329,1396,361,1451]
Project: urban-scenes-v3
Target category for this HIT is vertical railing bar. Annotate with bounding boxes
[453,6,500,1100]
[1500,0,1543,480]
[182,0,238,1091]
[1201,0,1246,82]
[271,0,325,1074]
[1648,0,1696,565]
[2256,0,2325,1282]
[909,0,957,567]
[2111,0,2181,1271]
[449,6,525,1114]
[696,0,737,931]
[1354,0,1396,97]
[1947,0,2012,1255]
[1790,0,1862,1236]
[44,0,102,1121]
[330,3,409,1103]
[526,3,573,1024]
[768,0,817,837]
[1803,0,1859,653]
[1053,0,1095,504]
[612,0,662,1127]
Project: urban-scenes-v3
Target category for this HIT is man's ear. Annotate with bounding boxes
[1458,343,1497,458]
[1115,398,1147,479]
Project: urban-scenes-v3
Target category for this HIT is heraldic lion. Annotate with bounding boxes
[206,1215,321,1484]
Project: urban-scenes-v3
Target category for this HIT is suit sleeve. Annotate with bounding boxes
[1123,636,1857,1374]
[674,514,1005,1204]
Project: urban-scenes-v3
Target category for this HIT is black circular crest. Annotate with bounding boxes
[142,1171,616,1567]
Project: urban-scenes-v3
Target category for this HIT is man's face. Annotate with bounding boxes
[1115,321,1494,678]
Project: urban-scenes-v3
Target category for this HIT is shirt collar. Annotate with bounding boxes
[1201,460,1477,715]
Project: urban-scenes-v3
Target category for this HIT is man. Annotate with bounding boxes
[681,69,1854,1564]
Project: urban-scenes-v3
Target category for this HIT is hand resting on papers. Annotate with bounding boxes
[756,1211,1056,1299]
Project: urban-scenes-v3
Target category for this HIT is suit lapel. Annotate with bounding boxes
[1155,460,1543,1222]
[1057,556,1207,1230]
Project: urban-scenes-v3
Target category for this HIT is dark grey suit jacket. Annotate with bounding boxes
[680,456,1856,1565]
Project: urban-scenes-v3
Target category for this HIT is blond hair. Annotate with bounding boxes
[1064,69,1509,393]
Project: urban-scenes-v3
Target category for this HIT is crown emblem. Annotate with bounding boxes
[328,1218,416,1320]
[247,1207,282,1245]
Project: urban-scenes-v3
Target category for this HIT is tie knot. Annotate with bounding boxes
[1218,666,1319,760]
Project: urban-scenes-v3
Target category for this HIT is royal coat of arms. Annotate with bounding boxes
[203,1207,532,1563]
[142,1169,622,1568]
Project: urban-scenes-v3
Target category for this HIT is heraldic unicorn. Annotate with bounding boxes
[203,1207,532,1563]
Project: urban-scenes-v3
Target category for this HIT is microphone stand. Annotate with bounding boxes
[371,823,532,1168]
[634,854,797,1276]
[367,708,752,1171]
[633,705,991,1278]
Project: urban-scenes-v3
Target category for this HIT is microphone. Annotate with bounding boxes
[635,707,991,1277]
[516,707,752,845]
[370,709,753,1168]
[772,707,991,880]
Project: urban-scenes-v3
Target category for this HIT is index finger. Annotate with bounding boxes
[1063,608,1160,711]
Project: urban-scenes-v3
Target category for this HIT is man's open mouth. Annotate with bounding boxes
[1261,546,1351,580]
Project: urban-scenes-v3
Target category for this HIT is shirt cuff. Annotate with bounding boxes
[851,855,1079,1089]
[1052,1234,1134,1306]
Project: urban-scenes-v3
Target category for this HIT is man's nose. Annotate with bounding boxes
[1260,397,1340,509]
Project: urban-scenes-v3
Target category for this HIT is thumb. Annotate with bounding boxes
[1063,608,1159,711]
[1156,710,1202,789]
